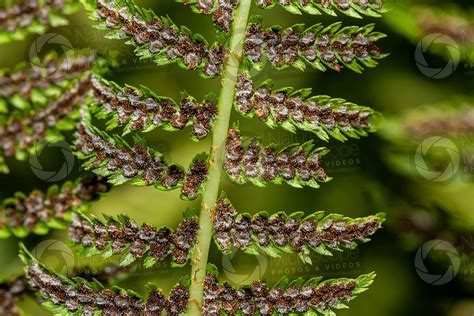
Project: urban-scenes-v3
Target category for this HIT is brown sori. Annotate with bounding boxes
[213,198,383,253]
[182,159,209,200]
[0,0,66,33]
[75,122,185,189]
[244,22,382,71]
[0,52,96,99]
[0,76,93,158]
[0,277,29,316]
[69,213,199,265]
[224,128,329,187]
[25,261,189,315]
[90,76,218,139]
[0,176,110,236]
[94,0,226,77]
[203,273,356,315]
[235,73,374,137]
[182,0,239,33]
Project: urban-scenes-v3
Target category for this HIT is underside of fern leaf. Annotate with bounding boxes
[20,244,191,315]
[0,0,80,44]
[244,17,387,73]
[0,50,109,173]
[0,175,110,238]
[213,196,385,262]
[19,244,375,315]
[235,72,380,141]
[74,120,209,199]
[69,211,199,267]
[203,264,376,315]
[90,75,218,140]
[82,0,227,77]
[177,0,239,33]
[225,127,331,188]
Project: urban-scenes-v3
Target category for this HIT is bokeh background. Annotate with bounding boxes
[1,0,474,315]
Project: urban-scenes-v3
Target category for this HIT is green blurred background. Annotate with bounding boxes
[1,0,474,315]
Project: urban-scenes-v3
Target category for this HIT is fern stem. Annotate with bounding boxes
[188,0,252,313]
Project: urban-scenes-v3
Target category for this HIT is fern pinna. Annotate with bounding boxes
[0,0,388,314]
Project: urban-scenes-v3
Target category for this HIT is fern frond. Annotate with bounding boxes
[0,264,131,316]
[244,17,387,73]
[177,0,238,33]
[213,197,385,261]
[0,0,80,44]
[0,275,29,316]
[235,72,381,141]
[81,0,226,77]
[203,265,376,315]
[90,75,218,140]
[69,212,199,267]
[20,244,190,315]
[225,127,331,188]
[74,120,209,199]
[0,77,91,173]
[0,176,110,238]
[75,120,183,188]
[255,0,387,18]
[0,50,100,111]
[0,50,110,173]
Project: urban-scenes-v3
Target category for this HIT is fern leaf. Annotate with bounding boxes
[0,77,91,172]
[0,50,102,111]
[19,243,190,315]
[0,264,132,316]
[0,50,110,173]
[81,0,226,77]
[69,212,199,267]
[74,120,209,199]
[255,0,387,18]
[0,0,80,44]
[177,0,238,33]
[244,17,387,73]
[213,196,385,261]
[225,127,331,188]
[90,75,218,140]
[203,265,376,314]
[235,72,381,141]
[0,176,110,239]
